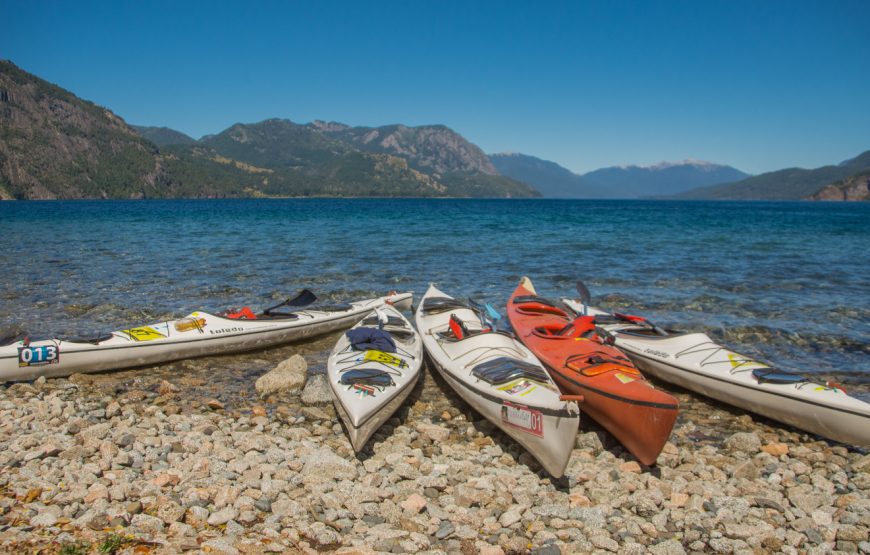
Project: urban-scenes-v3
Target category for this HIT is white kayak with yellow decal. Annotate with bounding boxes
[416,284,579,478]
[328,304,423,451]
[562,296,870,446]
[0,290,413,383]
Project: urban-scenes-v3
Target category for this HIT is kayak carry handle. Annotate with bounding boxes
[559,394,585,403]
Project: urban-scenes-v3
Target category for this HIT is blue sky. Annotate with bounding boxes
[4,1,869,174]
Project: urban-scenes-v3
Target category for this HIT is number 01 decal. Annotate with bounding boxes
[500,401,544,437]
[18,345,60,367]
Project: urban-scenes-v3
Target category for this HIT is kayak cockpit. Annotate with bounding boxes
[512,295,570,317]
[58,333,114,345]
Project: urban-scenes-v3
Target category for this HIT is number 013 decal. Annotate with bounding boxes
[18,345,60,367]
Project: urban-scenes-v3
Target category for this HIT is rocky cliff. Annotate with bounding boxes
[0,60,167,199]
[0,61,536,199]
[316,122,499,176]
[809,172,870,201]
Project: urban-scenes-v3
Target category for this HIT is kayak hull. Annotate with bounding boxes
[328,304,423,451]
[0,292,412,382]
[416,284,579,478]
[546,368,680,465]
[334,373,421,451]
[601,328,870,446]
[508,278,678,466]
[562,298,870,446]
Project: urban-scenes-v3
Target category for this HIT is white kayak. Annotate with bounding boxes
[328,304,423,451]
[416,284,580,478]
[563,297,870,446]
[0,290,413,383]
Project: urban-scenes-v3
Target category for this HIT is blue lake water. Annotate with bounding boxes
[1,198,868,392]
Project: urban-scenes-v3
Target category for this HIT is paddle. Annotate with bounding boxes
[467,298,507,333]
[263,289,318,316]
[466,298,489,328]
[575,281,591,315]
[575,281,668,336]
[484,303,503,324]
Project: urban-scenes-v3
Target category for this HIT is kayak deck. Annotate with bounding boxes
[416,284,579,478]
[328,304,423,451]
[508,277,678,465]
[0,291,412,382]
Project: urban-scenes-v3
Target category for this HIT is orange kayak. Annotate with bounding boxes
[507,277,678,465]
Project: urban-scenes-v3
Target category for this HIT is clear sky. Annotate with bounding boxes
[4,0,869,174]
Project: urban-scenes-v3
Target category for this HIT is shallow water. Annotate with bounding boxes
[1,198,867,396]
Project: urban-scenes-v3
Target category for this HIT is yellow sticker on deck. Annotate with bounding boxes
[120,326,166,342]
[497,379,538,397]
[728,353,762,370]
[615,373,636,384]
[364,350,408,369]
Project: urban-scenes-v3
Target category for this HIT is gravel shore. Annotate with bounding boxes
[1,349,868,555]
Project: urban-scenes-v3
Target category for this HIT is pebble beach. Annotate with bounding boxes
[1,339,869,555]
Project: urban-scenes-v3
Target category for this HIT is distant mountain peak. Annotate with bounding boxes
[613,159,723,171]
[492,152,749,199]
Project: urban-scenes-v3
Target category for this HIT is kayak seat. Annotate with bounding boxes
[421,297,471,314]
[255,311,299,320]
[437,328,513,342]
[435,313,495,342]
[512,296,569,317]
[386,328,415,341]
[564,316,597,338]
[533,323,572,338]
[310,303,354,312]
[512,295,562,308]
[532,316,597,340]
[340,368,396,389]
[471,356,551,385]
[752,367,807,385]
[58,333,114,345]
[361,315,407,327]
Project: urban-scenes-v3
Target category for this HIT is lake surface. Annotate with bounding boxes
[1,198,868,395]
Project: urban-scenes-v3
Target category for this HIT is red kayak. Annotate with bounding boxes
[507,277,678,465]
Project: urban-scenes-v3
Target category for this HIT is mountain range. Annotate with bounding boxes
[490,153,750,198]
[1,59,867,201]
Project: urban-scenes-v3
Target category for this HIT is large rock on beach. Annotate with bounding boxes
[301,447,358,481]
[255,354,307,396]
[301,373,332,405]
[724,431,761,453]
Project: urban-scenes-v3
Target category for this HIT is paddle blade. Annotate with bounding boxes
[466,297,488,327]
[575,281,592,305]
[484,303,502,322]
[263,288,318,315]
[286,289,318,307]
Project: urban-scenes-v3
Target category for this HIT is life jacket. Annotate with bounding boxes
[226,307,257,320]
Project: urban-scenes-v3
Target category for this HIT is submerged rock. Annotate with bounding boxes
[301,374,332,405]
[255,354,307,396]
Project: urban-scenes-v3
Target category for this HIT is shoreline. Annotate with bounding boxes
[1,358,868,554]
